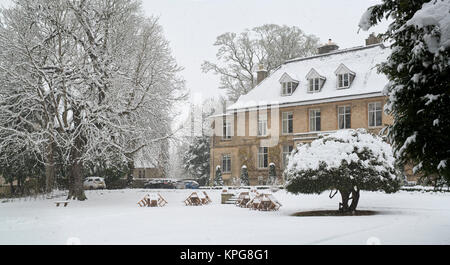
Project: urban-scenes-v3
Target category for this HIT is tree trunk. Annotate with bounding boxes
[67,135,86,201]
[9,182,15,196]
[339,190,350,212]
[349,188,360,212]
[45,141,55,193]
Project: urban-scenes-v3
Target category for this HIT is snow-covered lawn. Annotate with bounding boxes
[1,189,450,245]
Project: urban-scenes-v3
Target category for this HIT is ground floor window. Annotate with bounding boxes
[368,102,382,127]
[338,105,351,129]
[258,147,268,168]
[282,145,294,168]
[222,154,231,173]
[309,109,321,131]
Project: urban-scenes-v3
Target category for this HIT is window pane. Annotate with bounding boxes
[338,106,351,129]
[376,111,382,126]
[309,111,315,131]
[369,110,375,127]
[345,110,351,128]
[310,110,320,131]
[339,113,344,129]
[258,114,267,136]
[222,157,226,171]
[288,116,293,133]
[369,103,382,127]
[258,147,268,168]
[282,112,293,134]
[316,114,321,131]
[264,149,268,168]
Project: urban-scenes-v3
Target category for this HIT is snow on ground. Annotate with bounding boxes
[1,189,450,245]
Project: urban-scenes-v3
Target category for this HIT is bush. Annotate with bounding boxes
[285,129,401,212]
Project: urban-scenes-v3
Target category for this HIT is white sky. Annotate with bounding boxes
[140,0,388,100]
[139,0,389,127]
[0,0,390,128]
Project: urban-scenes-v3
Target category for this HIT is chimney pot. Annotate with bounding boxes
[365,32,382,45]
[256,64,268,85]
[318,38,339,54]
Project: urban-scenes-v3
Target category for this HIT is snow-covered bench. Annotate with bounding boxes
[184,192,202,206]
[54,201,69,207]
[137,193,167,207]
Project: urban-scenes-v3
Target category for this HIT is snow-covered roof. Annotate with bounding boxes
[228,44,390,111]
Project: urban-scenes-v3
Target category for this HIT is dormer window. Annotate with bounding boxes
[305,68,326,93]
[334,64,355,89]
[282,82,297,95]
[279,73,299,96]
[338,73,350,88]
[309,78,320,92]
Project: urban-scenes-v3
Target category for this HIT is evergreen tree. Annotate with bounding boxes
[182,136,210,186]
[359,0,450,184]
[240,165,250,186]
[268,163,277,185]
[285,129,400,212]
[214,166,224,186]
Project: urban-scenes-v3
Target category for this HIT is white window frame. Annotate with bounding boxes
[258,147,268,169]
[309,109,321,132]
[281,82,296,96]
[257,113,268,136]
[338,105,351,129]
[222,118,232,140]
[308,78,320,92]
[282,145,293,168]
[338,73,350,89]
[368,102,382,127]
[222,154,231,173]
[282,112,293,134]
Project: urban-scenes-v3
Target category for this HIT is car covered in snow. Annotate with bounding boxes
[83,177,106,190]
[143,178,176,189]
[175,180,199,189]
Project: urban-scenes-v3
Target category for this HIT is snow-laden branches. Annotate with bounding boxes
[284,129,400,212]
[202,24,320,102]
[0,0,185,199]
[358,0,450,183]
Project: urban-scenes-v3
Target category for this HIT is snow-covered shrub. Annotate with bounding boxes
[284,129,400,212]
[214,166,224,186]
[268,163,277,185]
[240,165,250,186]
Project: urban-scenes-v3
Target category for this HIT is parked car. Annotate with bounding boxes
[175,180,186,189]
[144,179,176,189]
[175,180,199,189]
[83,177,106,190]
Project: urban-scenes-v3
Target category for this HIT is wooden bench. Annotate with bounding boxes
[55,201,69,207]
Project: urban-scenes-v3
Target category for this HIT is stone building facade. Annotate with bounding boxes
[209,38,412,185]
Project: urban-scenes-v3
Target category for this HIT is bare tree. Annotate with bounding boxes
[0,0,185,200]
[202,24,320,102]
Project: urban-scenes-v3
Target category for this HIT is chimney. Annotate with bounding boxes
[365,32,382,45]
[318,39,339,54]
[256,64,268,85]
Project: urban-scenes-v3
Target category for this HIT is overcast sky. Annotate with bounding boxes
[139,0,389,126]
[140,0,388,100]
[0,0,389,127]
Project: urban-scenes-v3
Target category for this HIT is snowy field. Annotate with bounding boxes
[1,188,450,245]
